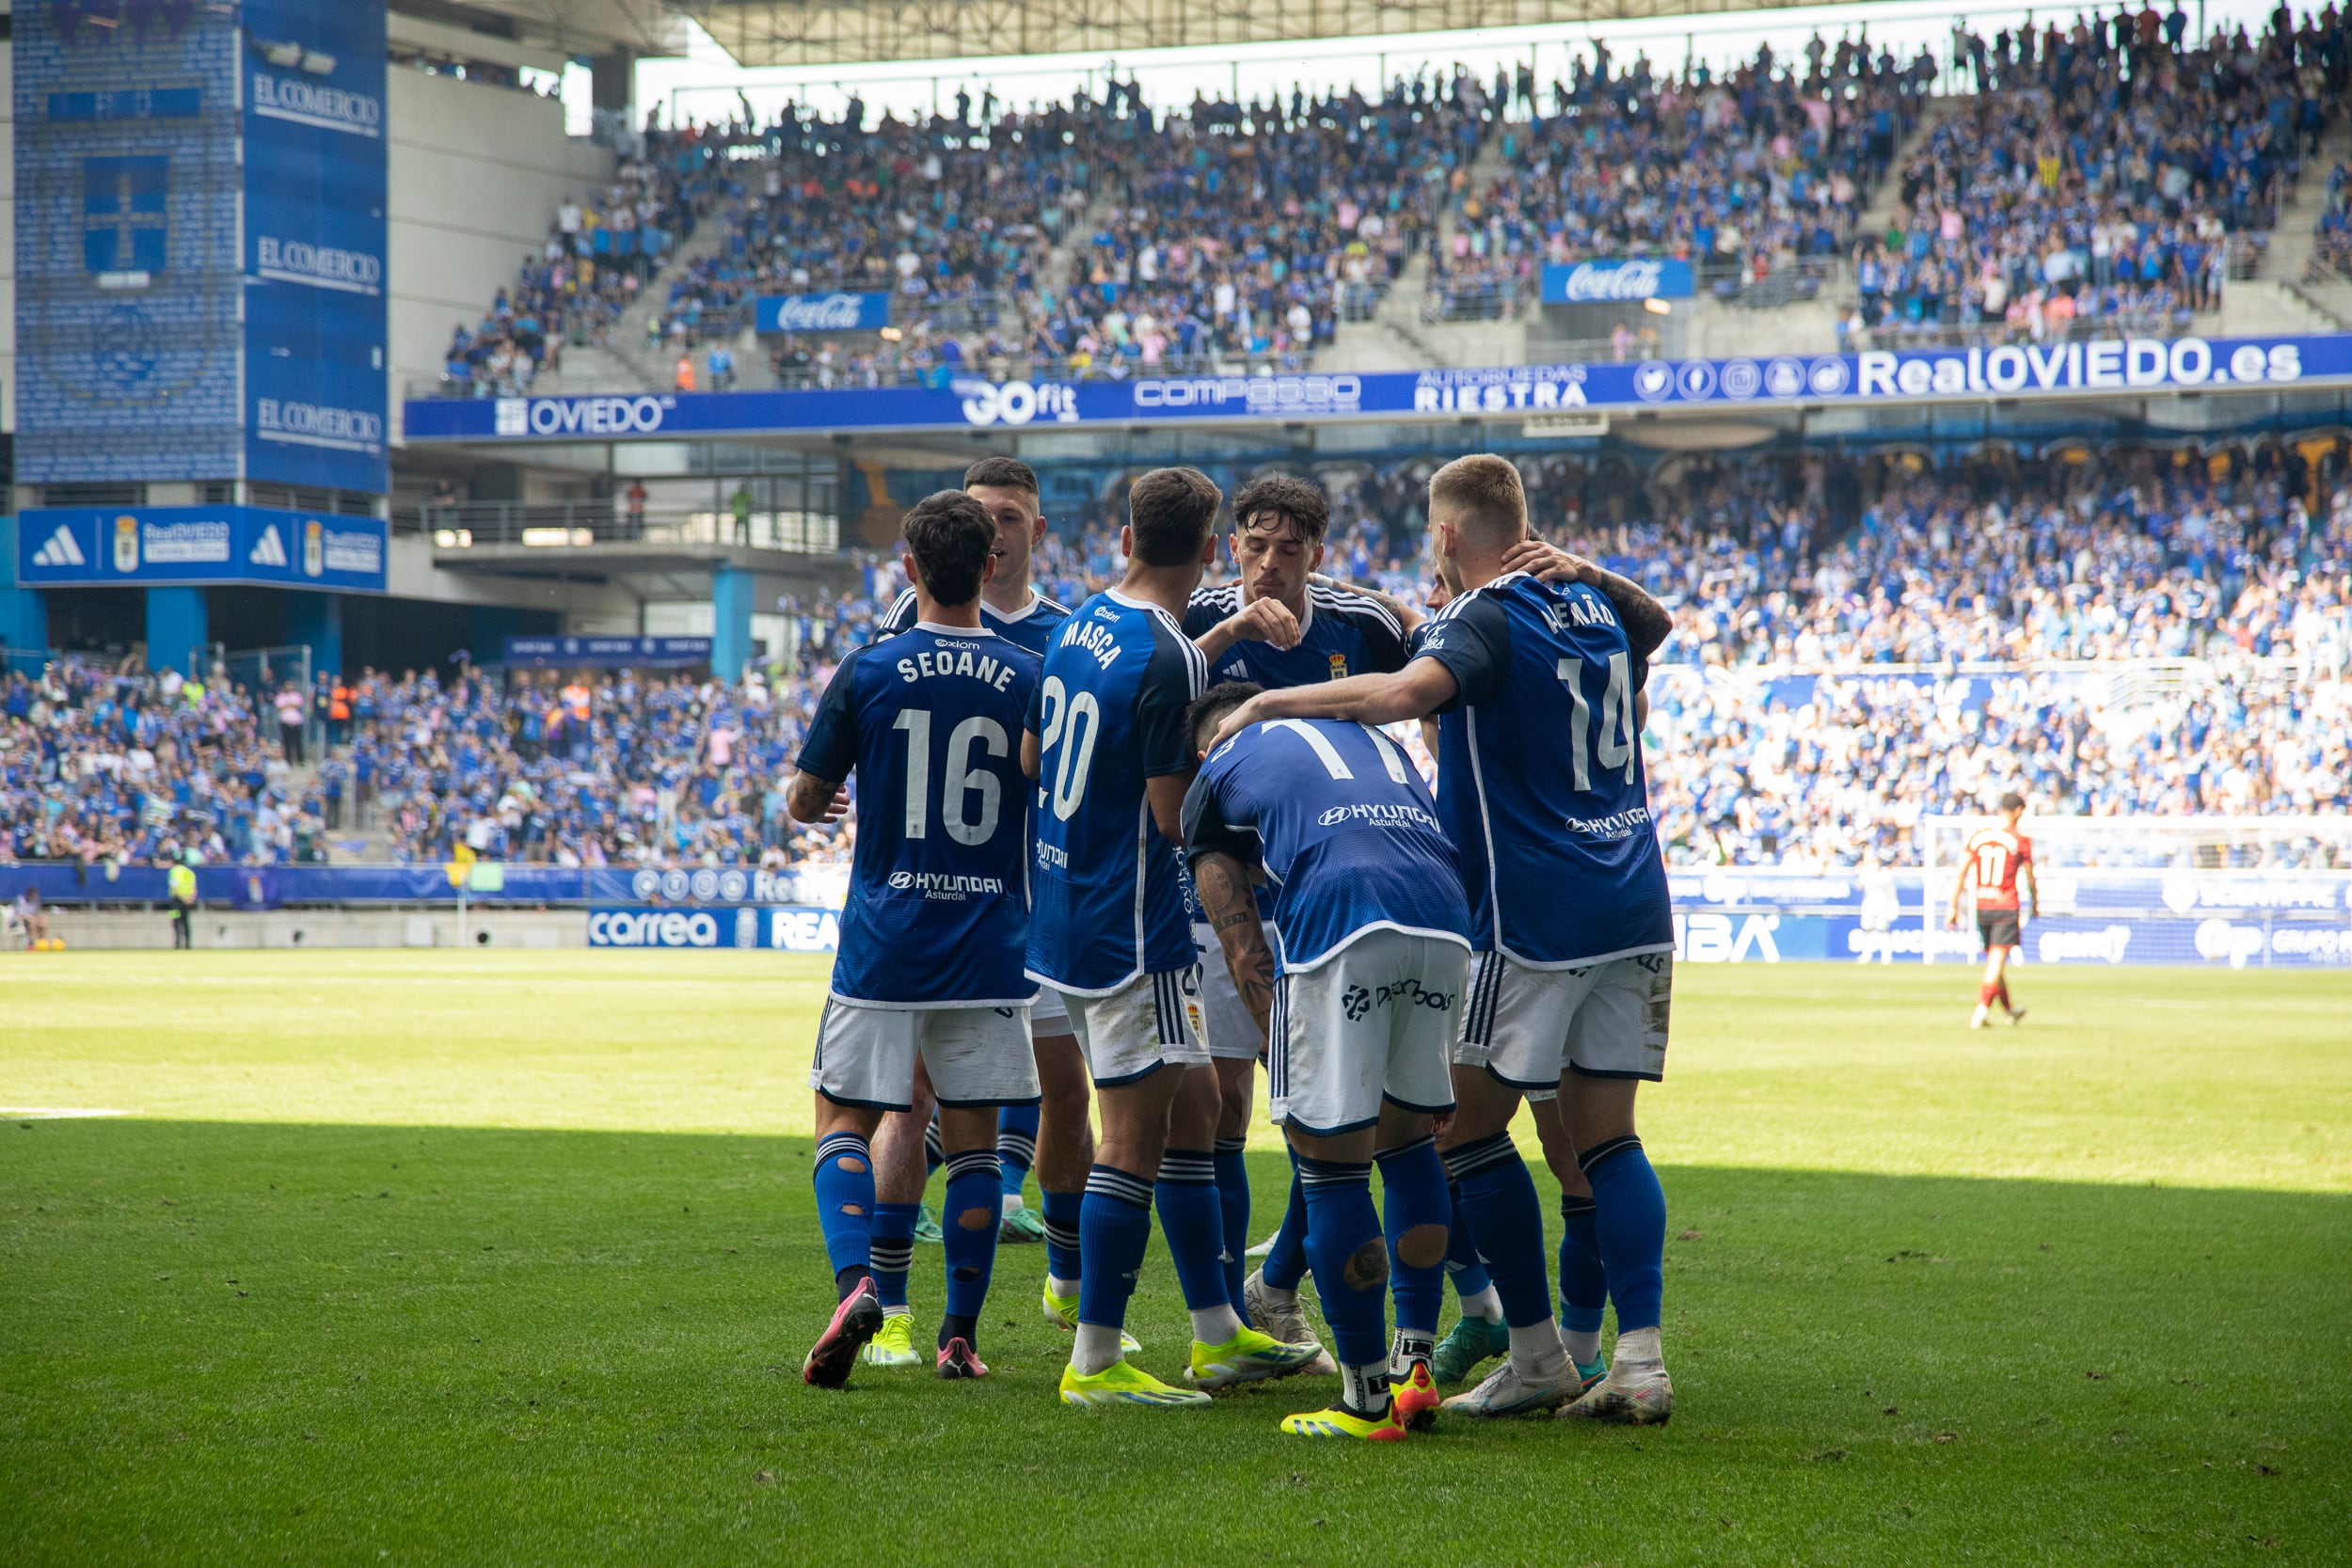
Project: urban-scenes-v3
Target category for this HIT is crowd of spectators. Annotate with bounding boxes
[1852,7,2345,342]
[7,436,2347,878]
[1436,38,1931,319]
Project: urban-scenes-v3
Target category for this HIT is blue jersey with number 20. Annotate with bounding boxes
[1025,590,1206,994]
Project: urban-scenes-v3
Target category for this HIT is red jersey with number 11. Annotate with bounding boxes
[1961,825,2032,910]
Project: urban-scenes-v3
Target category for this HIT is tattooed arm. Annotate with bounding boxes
[1191,849,1274,1047]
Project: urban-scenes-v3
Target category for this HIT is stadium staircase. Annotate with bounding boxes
[2249,116,2352,332]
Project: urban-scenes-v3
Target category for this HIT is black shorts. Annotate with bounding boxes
[1977,910,2021,950]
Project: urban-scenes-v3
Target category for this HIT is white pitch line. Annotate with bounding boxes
[0,1107,135,1118]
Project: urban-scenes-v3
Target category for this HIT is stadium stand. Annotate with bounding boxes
[9,444,2344,876]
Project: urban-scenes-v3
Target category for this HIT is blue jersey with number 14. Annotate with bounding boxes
[1411,572,1672,967]
[1025,590,1207,995]
[795,624,1041,1006]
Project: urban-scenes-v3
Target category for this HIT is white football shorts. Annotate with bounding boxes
[1269,930,1466,1135]
[1190,919,1278,1061]
[1057,965,1209,1088]
[1029,985,1072,1037]
[810,999,1041,1111]
[1454,950,1673,1088]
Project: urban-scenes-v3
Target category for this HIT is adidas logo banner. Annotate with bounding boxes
[249,526,290,567]
[30,524,86,568]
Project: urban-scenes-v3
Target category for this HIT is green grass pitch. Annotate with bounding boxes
[3,952,2347,1565]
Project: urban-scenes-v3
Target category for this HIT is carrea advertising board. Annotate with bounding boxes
[754,292,892,333]
[404,333,2352,445]
[1540,258,1694,303]
[587,906,843,951]
[241,0,389,494]
[15,504,388,591]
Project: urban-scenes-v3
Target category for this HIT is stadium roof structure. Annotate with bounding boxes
[675,0,1844,68]
[396,0,692,63]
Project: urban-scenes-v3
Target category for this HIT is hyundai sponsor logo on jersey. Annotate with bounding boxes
[754,291,891,333]
[15,505,387,591]
[1540,258,1694,303]
[407,333,2352,445]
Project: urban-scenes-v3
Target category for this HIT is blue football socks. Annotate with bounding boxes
[1582,1134,1666,1333]
[1261,1159,1311,1292]
[996,1104,1039,1203]
[1375,1135,1451,1340]
[1298,1154,1389,1407]
[1213,1136,1251,1308]
[868,1200,917,1312]
[941,1148,1002,1350]
[1152,1148,1233,1312]
[1041,1185,1084,1287]
[1442,1131,1552,1330]
[1557,1191,1608,1361]
[813,1130,876,1291]
[1076,1164,1153,1331]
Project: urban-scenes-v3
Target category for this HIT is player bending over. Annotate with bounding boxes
[1025,467,1319,1409]
[1207,453,1679,1424]
[1947,793,2037,1028]
[861,457,1102,1370]
[791,491,1043,1386]
[1184,682,1473,1439]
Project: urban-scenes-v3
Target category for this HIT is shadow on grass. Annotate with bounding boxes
[3,1117,2347,1568]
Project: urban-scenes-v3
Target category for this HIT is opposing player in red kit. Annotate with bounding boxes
[1947,792,2038,1028]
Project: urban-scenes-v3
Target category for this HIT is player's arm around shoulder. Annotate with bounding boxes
[1205,658,1460,752]
[787,647,860,823]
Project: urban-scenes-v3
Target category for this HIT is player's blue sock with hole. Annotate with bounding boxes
[996,1105,1039,1204]
[1041,1186,1084,1289]
[813,1130,875,1291]
[1154,1148,1239,1337]
[1076,1164,1153,1332]
[1298,1154,1389,1412]
[1581,1135,1665,1334]
[1445,1180,1497,1303]
[1442,1132,1551,1330]
[1261,1159,1310,1292]
[868,1201,917,1312]
[941,1149,1002,1349]
[1557,1192,1608,1364]
[1375,1135,1450,1341]
[923,1114,944,1181]
[1213,1136,1250,1308]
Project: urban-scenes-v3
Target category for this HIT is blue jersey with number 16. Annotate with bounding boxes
[795,623,1041,1007]
[1025,590,1207,994]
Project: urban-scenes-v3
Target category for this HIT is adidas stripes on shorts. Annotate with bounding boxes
[1454,950,1674,1089]
[1056,965,1209,1087]
[809,998,1041,1111]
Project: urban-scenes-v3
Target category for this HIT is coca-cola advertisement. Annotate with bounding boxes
[1540,259,1694,305]
[754,292,893,334]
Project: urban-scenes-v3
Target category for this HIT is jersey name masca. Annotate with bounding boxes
[1413,572,1673,966]
[1184,716,1470,972]
[797,625,1041,1006]
[1025,590,1206,993]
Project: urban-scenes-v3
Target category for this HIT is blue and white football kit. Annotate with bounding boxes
[1025,589,1209,1085]
[1412,571,1676,1088]
[1181,582,1409,1060]
[1183,716,1471,1134]
[881,586,1073,1037]
[797,622,1043,1110]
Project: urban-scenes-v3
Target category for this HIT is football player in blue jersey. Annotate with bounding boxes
[1025,466,1319,1408]
[1207,453,1679,1424]
[1180,474,1408,1368]
[858,458,1103,1369]
[1183,681,1473,1439]
[789,491,1044,1388]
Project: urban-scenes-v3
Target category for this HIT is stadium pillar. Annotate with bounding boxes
[711,564,753,681]
[0,516,48,657]
[284,591,344,681]
[146,587,208,677]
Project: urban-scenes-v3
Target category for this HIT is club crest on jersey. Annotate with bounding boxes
[1327,653,1349,680]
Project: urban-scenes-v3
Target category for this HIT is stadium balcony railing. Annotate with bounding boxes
[390,499,841,554]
